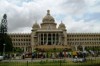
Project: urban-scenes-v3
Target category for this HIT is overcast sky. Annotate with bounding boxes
[0,0,100,33]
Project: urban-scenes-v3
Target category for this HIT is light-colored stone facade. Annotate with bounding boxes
[8,10,100,52]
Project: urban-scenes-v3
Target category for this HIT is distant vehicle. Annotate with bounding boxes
[25,52,32,58]
[0,56,3,61]
[73,58,86,62]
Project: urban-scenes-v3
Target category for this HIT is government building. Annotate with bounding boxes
[8,10,100,52]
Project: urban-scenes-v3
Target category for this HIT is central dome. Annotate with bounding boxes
[42,10,55,23]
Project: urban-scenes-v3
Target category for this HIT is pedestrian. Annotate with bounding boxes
[32,53,34,59]
[22,53,25,59]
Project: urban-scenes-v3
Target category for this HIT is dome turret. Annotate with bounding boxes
[42,10,55,23]
[58,21,66,30]
[32,21,40,30]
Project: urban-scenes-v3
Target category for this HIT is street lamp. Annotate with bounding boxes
[3,43,6,56]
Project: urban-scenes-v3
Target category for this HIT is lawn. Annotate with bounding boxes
[0,59,100,66]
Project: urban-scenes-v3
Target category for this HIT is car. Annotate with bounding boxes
[0,56,3,61]
[73,58,78,62]
[73,58,86,62]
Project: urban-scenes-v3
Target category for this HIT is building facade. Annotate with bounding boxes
[9,10,100,52]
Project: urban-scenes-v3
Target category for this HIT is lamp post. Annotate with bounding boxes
[3,43,6,56]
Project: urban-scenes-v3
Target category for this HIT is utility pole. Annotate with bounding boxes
[3,43,6,56]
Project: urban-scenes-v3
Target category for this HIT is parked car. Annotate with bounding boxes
[0,56,3,61]
[73,58,86,62]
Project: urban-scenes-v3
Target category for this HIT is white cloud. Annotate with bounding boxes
[85,0,98,6]
[64,16,100,33]
[0,0,100,33]
[11,27,31,33]
[88,5,100,13]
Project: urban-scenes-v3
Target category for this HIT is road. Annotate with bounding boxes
[1,57,100,62]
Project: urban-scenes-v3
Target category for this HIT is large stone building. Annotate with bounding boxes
[8,10,100,52]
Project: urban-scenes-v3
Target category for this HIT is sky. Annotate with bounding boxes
[0,0,100,33]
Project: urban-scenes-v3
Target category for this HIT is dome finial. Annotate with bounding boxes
[42,10,55,23]
[61,20,63,23]
[47,10,50,15]
[35,20,37,24]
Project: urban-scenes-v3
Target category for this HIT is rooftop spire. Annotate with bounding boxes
[47,10,50,15]
[35,20,37,24]
[61,21,62,23]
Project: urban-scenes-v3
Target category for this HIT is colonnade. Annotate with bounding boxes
[75,45,85,51]
[37,33,64,45]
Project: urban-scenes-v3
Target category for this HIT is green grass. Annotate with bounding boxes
[0,60,100,66]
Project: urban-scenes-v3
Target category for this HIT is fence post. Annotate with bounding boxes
[60,52,61,66]
[60,59,61,66]
[27,61,28,66]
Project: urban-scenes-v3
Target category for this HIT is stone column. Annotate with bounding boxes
[82,45,85,51]
[24,47,26,52]
[55,33,56,45]
[46,33,48,45]
[51,33,53,45]
[60,33,62,45]
[58,33,61,45]
[43,33,44,45]
[40,33,41,45]
[31,32,36,52]
[63,31,67,46]
[75,45,78,51]
[57,33,59,45]
[38,33,39,45]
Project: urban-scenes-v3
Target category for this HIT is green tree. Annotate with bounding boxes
[0,33,13,55]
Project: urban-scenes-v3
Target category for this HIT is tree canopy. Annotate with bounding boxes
[0,33,13,55]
